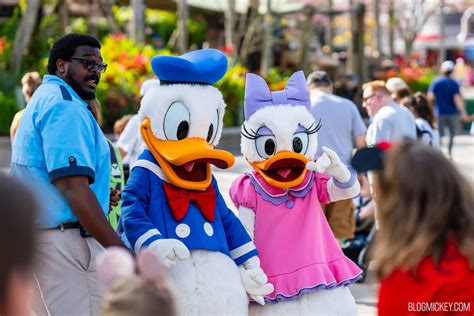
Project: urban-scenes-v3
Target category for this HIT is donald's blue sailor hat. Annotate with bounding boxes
[151,49,228,85]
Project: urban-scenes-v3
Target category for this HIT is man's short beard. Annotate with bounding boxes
[65,70,96,101]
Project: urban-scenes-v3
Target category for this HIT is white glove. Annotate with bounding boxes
[306,146,351,183]
[239,257,274,305]
[148,239,190,268]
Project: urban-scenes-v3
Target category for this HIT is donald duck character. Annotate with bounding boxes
[120,49,273,315]
[230,71,362,315]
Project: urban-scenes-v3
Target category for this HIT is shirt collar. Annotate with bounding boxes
[42,75,88,107]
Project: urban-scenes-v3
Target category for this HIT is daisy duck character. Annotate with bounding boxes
[230,71,362,315]
[120,49,273,315]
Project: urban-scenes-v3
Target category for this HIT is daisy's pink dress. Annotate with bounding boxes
[230,170,362,302]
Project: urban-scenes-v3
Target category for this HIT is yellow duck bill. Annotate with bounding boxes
[141,118,235,190]
[251,151,309,189]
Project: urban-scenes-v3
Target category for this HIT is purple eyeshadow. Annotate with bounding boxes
[295,124,309,133]
[256,126,274,136]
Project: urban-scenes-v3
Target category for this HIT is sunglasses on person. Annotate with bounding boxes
[69,57,108,73]
[363,93,377,102]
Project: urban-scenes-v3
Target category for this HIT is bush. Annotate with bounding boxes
[399,67,436,93]
[216,64,246,126]
[266,67,291,91]
[216,66,293,126]
[0,35,18,134]
[97,34,159,131]
[0,90,17,135]
[113,6,208,50]
[145,9,177,45]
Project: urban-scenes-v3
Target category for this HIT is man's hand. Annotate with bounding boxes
[454,94,469,122]
[109,188,121,212]
[460,113,472,123]
[239,257,274,305]
[148,239,190,268]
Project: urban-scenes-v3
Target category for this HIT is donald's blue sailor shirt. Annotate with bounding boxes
[10,75,110,228]
[121,150,258,266]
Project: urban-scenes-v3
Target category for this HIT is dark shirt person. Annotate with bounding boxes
[0,173,37,316]
[10,33,126,315]
[428,60,470,157]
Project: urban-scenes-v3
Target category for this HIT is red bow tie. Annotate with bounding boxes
[163,182,216,222]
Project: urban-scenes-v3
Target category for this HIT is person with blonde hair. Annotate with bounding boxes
[98,248,176,316]
[9,71,42,143]
[21,71,42,100]
[352,141,474,315]
[362,80,416,146]
[113,114,133,140]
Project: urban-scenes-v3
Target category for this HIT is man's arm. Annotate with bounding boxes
[355,134,366,149]
[350,101,367,149]
[54,175,126,249]
[427,91,435,102]
[427,92,435,107]
[118,147,127,159]
[454,94,470,122]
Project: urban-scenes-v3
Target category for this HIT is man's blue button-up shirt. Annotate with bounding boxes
[11,75,110,228]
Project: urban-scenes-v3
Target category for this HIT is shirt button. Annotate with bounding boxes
[203,222,214,236]
[175,224,191,238]
[286,200,295,208]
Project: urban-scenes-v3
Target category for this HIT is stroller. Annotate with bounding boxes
[342,195,376,282]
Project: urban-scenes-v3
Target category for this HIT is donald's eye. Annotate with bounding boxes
[163,102,190,140]
[255,135,277,159]
[207,124,214,142]
[177,121,189,140]
[207,110,219,143]
[292,132,309,154]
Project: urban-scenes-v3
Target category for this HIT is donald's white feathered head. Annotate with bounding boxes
[138,49,234,190]
[241,71,321,189]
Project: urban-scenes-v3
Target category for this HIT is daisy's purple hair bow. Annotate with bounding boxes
[244,70,311,120]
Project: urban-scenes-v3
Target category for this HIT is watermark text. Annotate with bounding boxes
[408,302,470,313]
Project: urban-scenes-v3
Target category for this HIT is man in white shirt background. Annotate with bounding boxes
[362,80,416,146]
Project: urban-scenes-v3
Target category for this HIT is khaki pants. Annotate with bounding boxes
[321,198,355,239]
[32,229,105,316]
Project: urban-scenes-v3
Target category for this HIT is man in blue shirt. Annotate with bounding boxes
[11,33,125,315]
[307,71,367,243]
[428,60,470,157]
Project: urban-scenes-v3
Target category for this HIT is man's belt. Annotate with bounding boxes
[43,222,80,231]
